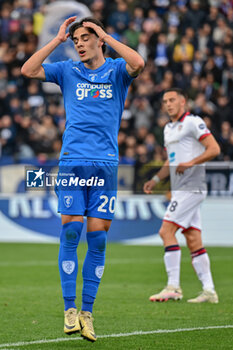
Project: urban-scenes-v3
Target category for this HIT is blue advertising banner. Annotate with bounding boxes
[0,194,233,246]
[0,195,166,242]
[0,194,166,241]
[0,162,233,245]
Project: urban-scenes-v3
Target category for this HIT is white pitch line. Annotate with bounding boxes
[0,325,232,348]
[98,325,233,338]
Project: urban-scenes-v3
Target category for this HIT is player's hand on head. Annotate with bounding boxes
[56,16,77,42]
[143,179,156,194]
[83,21,107,41]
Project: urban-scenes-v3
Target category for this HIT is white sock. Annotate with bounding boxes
[192,250,215,291]
[164,246,181,288]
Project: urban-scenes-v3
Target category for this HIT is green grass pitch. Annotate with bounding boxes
[0,243,232,350]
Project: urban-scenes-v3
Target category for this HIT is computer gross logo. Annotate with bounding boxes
[76,83,113,100]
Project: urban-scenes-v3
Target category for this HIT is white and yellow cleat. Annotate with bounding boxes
[78,310,97,342]
[187,290,219,303]
[149,285,183,302]
[64,308,81,335]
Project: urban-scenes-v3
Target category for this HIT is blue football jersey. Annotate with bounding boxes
[42,57,134,163]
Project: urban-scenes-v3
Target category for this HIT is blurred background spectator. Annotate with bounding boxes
[0,0,233,164]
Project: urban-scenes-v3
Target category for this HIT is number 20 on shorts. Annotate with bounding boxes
[98,195,116,213]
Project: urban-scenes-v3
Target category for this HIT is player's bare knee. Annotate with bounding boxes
[103,221,111,232]
[61,215,83,225]
[184,233,191,245]
[159,227,167,240]
[184,230,202,252]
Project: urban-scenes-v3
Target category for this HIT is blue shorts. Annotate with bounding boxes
[55,160,118,220]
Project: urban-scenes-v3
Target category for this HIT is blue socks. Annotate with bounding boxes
[58,221,83,311]
[82,230,107,313]
[59,225,107,313]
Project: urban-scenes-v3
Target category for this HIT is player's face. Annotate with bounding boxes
[72,27,102,63]
[163,92,185,120]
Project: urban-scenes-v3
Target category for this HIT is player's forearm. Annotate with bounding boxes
[104,35,145,75]
[191,146,220,166]
[191,136,220,165]
[153,160,170,181]
[21,37,62,78]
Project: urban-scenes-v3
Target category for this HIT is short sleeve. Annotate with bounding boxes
[42,61,65,86]
[115,58,135,88]
[191,117,211,141]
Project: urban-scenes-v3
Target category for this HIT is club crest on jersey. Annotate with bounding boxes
[89,73,97,82]
[178,125,183,131]
[64,195,73,208]
[62,260,75,275]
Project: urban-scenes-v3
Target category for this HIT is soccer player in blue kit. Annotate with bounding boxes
[21,16,144,341]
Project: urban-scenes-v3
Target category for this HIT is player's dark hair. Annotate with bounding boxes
[163,88,187,100]
[69,17,106,54]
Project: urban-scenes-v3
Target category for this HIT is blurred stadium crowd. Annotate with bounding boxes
[0,0,233,165]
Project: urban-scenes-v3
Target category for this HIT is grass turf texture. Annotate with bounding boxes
[0,243,232,350]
